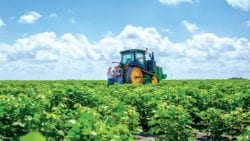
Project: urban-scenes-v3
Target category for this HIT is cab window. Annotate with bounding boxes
[135,52,145,65]
[122,53,134,64]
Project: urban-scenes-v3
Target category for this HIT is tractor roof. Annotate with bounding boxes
[120,49,145,54]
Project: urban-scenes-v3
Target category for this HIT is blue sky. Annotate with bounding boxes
[0,0,249,80]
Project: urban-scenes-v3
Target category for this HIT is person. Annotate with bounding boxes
[115,65,123,84]
[112,66,117,83]
[107,67,114,87]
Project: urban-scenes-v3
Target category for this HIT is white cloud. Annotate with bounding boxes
[0,18,5,27]
[182,20,199,33]
[159,0,194,5]
[226,0,250,11]
[18,11,42,24]
[246,20,250,27]
[0,25,249,80]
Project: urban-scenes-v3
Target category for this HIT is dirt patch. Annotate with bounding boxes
[137,132,237,141]
[136,135,155,141]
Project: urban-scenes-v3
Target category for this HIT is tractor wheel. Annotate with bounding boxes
[151,76,159,84]
[125,67,143,84]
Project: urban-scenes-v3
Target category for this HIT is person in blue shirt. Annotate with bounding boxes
[114,65,123,84]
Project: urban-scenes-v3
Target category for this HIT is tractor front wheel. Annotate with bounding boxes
[151,76,159,84]
[125,67,143,84]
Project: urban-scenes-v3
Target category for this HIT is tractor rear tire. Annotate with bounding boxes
[125,67,143,84]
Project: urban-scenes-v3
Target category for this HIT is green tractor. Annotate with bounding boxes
[114,49,167,84]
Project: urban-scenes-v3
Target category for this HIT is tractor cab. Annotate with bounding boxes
[120,49,146,69]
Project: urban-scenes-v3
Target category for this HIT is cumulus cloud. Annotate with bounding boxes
[182,20,199,33]
[159,0,194,5]
[18,11,42,24]
[0,18,5,27]
[226,0,250,11]
[0,25,249,80]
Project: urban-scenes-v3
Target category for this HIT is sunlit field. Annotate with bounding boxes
[0,80,249,140]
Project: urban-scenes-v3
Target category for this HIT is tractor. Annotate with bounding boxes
[113,49,167,84]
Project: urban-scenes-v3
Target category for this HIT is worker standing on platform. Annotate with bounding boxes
[114,65,123,84]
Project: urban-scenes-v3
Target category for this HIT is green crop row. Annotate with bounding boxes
[0,80,249,141]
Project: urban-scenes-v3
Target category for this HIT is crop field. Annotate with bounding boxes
[0,80,249,141]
